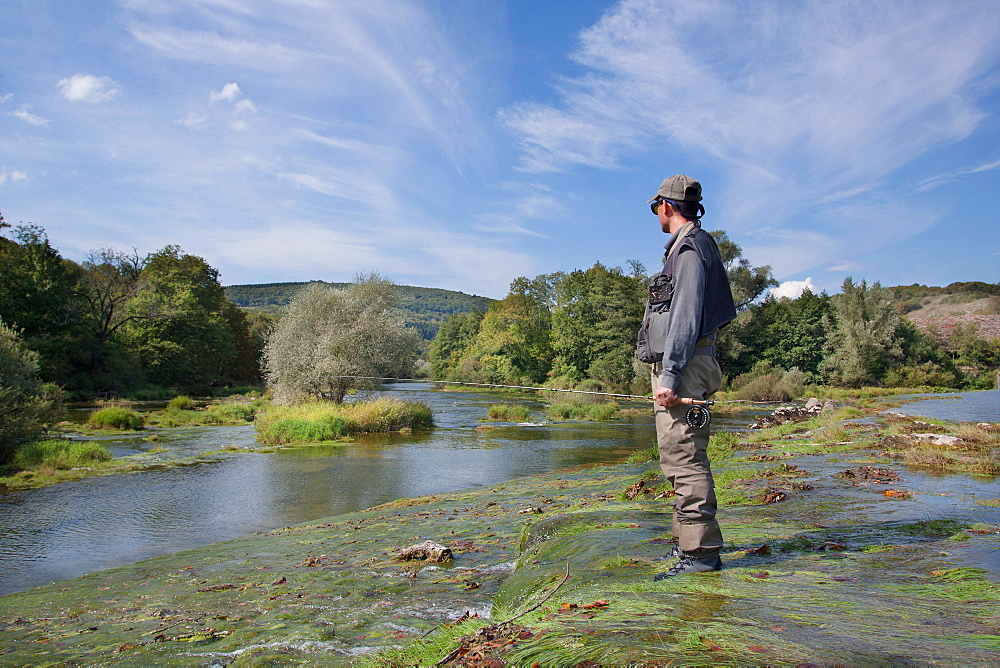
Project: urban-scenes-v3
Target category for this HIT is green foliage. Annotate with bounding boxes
[255,398,433,445]
[428,310,485,380]
[0,321,59,463]
[120,245,258,389]
[883,362,958,389]
[731,362,806,401]
[546,399,619,421]
[0,225,88,383]
[550,263,646,392]
[262,275,419,403]
[13,439,112,470]
[820,278,904,387]
[87,406,143,430]
[486,404,531,421]
[167,395,196,411]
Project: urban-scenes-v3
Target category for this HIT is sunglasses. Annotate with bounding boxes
[650,198,676,215]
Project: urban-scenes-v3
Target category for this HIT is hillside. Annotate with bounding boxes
[224,281,493,341]
[890,281,1000,316]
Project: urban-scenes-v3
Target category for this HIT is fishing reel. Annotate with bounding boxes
[679,398,714,429]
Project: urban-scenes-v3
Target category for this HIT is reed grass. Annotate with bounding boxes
[12,439,112,470]
[87,406,143,430]
[255,398,433,445]
[486,404,531,421]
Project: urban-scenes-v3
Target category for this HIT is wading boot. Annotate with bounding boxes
[653,551,722,580]
[654,544,682,561]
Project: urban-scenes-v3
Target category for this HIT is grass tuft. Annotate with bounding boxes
[87,406,143,430]
[255,398,433,445]
[486,404,531,421]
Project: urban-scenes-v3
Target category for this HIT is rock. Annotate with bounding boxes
[805,397,822,410]
[396,540,453,563]
[821,400,837,413]
[910,433,964,448]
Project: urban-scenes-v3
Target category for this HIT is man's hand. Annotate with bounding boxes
[654,385,679,407]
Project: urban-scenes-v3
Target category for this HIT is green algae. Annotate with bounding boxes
[4,403,1000,666]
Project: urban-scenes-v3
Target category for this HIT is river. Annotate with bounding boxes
[3,386,996,598]
[2,384,753,597]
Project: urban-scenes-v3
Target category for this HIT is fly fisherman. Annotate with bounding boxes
[637,175,736,578]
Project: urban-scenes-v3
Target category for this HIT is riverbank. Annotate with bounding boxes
[2,402,998,665]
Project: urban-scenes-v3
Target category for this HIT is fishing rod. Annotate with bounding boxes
[334,376,716,428]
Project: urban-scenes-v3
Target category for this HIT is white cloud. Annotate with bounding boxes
[176,111,208,130]
[770,277,816,300]
[233,98,256,114]
[11,106,49,126]
[502,0,1000,271]
[826,262,864,273]
[209,82,241,102]
[0,93,13,104]
[0,170,28,185]
[56,73,120,103]
[915,158,1000,191]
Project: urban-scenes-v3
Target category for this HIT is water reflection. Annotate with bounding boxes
[890,389,1000,423]
[0,385,664,595]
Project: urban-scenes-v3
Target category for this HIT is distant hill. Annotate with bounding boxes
[224,281,493,341]
[890,281,1000,317]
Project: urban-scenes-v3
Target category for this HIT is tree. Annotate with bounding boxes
[710,230,778,377]
[820,278,904,387]
[0,321,57,463]
[262,276,418,403]
[428,310,484,380]
[120,245,256,388]
[0,224,87,382]
[550,263,646,391]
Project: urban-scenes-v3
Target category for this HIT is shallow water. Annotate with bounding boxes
[890,388,1000,422]
[2,385,690,596]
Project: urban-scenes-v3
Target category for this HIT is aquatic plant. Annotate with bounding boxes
[13,439,111,469]
[255,397,433,445]
[166,395,196,411]
[486,404,531,421]
[87,406,143,430]
[546,399,619,421]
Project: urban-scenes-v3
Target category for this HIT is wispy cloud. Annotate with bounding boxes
[56,74,120,103]
[502,0,1000,278]
[10,106,49,126]
[915,158,1000,191]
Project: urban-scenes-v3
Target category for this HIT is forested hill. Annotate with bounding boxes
[224,282,493,340]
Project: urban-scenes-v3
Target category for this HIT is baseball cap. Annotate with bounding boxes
[647,174,703,203]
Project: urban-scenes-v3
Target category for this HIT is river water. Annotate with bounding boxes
[2,386,996,597]
[2,385,746,596]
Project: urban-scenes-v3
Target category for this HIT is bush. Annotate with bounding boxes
[203,402,256,423]
[731,362,805,402]
[167,395,197,411]
[486,404,531,421]
[884,363,958,389]
[88,406,144,430]
[0,322,58,463]
[13,439,112,470]
[546,399,619,421]
[255,398,433,445]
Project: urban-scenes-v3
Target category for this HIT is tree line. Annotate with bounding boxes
[429,231,1000,395]
[0,215,264,399]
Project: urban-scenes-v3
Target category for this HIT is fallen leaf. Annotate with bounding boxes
[700,636,722,651]
[558,602,578,613]
[582,600,609,609]
[749,571,770,579]
[747,645,769,653]
[746,544,771,556]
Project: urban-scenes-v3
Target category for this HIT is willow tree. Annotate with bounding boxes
[262,275,418,403]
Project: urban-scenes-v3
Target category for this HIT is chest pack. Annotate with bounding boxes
[636,224,698,364]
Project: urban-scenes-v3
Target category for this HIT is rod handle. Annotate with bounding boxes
[677,398,715,406]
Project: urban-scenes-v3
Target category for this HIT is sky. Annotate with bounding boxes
[2,0,999,300]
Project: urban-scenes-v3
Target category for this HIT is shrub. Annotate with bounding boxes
[731,363,805,402]
[203,402,256,424]
[0,322,58,463]
[167,395,197,411]
[486,404,531,421]
[13,439,112,470]
[546,399,619,421]
[884,363,958,389]
[255,398,433,445]
[88,406,144,430]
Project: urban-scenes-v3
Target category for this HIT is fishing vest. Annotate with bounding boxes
[636,225,737,364]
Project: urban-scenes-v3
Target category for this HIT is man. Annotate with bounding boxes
[638,174,736,579]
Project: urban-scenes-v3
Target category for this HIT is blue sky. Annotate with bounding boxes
[2,0,999,299]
